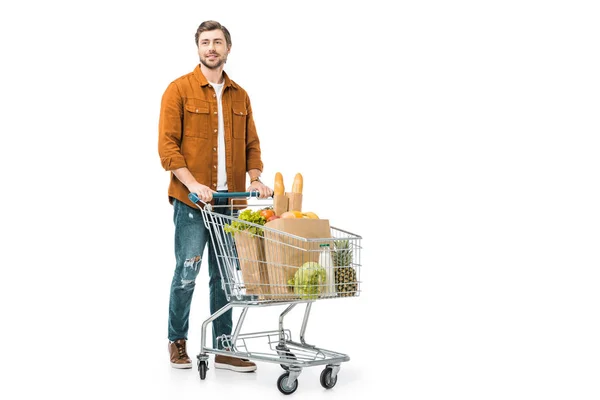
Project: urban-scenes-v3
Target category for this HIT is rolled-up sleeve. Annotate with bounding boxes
[244,97,264,172]
[158,82,187,171]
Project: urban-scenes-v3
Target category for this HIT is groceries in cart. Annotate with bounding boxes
[219,172,360,301]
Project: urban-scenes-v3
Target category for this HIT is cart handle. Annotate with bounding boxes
[188,191,260,204]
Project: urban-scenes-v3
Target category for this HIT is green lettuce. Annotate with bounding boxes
[223,209,266,237]
[287,262,326,299]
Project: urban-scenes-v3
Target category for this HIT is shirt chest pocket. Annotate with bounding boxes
[184,100,210,138]
[232,101,247,139]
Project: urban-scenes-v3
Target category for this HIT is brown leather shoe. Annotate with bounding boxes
[169,339,192,369]
[214,354,257,372]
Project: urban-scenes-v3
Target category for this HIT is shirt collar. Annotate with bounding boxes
[193,64,238,89]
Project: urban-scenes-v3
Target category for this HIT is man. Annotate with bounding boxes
[158,20,273,371]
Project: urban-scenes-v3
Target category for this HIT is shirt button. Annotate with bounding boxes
[213,111,217,114]
[214,129,217,133]
[212,183,216,187]
[213,94,216,97]
[195,109,199,113]
[213,165,217,169]
[213,147,217,151]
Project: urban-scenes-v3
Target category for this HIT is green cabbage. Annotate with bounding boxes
[287,262,326,299]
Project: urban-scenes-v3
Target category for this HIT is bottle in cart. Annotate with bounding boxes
[318,243,336,298]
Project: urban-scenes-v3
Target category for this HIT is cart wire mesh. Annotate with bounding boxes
[201,204,362,303]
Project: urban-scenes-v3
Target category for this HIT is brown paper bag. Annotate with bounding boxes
[233,231,269,295]
[286,192,303,212]
[263,218,331,299]
[273,194,288,216]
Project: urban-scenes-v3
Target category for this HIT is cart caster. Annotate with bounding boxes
[320,367,338,389]
[277,372,299,395]
[280,351,296,371]
[198,360,208,380]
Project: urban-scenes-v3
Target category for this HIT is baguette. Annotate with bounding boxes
[274,172,285,195]
[292,173,303,194]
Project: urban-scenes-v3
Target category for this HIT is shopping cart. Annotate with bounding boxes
[189,192,362,395]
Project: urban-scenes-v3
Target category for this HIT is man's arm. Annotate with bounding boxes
[158,82,215,202]
[173,167,215,202]
[244,97,272,198]
[248,169,261,182]
[246,168,272,198]
[158,82,187,171]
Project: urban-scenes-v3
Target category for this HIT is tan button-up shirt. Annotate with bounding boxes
[158,65,264,208]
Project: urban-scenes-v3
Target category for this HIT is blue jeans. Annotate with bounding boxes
[168,196,234,349]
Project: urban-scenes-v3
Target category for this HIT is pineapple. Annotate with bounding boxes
[332,240,357,297]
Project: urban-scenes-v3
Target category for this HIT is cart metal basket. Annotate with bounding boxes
[189,192,362,395]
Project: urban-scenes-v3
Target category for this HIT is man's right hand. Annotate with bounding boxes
[172,168,216,203]
[187,182,216,203]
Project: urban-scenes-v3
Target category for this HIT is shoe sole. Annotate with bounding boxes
[171,362,192,369]
[214,362,257,372]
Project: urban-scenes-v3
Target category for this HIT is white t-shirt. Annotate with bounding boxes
[210,81,227,190]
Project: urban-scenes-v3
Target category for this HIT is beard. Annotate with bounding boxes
[200,53,228,70]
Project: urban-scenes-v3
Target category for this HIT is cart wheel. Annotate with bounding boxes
[280,351,296,370]
[277,372,299,395]
[198,361,207,380]
[320,367,337,389]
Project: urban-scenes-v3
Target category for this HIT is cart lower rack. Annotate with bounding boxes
[190,192,362,395]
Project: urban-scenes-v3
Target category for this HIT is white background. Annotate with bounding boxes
[1,0,599,399]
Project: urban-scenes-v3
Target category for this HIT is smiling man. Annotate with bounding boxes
[158,20,272,372]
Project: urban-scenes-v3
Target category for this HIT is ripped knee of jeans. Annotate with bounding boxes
[181,255,202,288]
[184,255,202,270]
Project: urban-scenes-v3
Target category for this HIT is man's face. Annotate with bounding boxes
[198,30,230,70]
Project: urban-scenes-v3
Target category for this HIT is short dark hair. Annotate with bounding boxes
[194,20,232,47]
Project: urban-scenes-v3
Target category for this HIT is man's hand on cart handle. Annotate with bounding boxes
[187,182,216,203]
[172,167,216,202]
[247,180,273,199]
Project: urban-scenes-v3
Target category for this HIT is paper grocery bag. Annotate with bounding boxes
[263,218,331,299]
[233,231,269,295]
[273,194,288,216]
[286,192,303,212]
